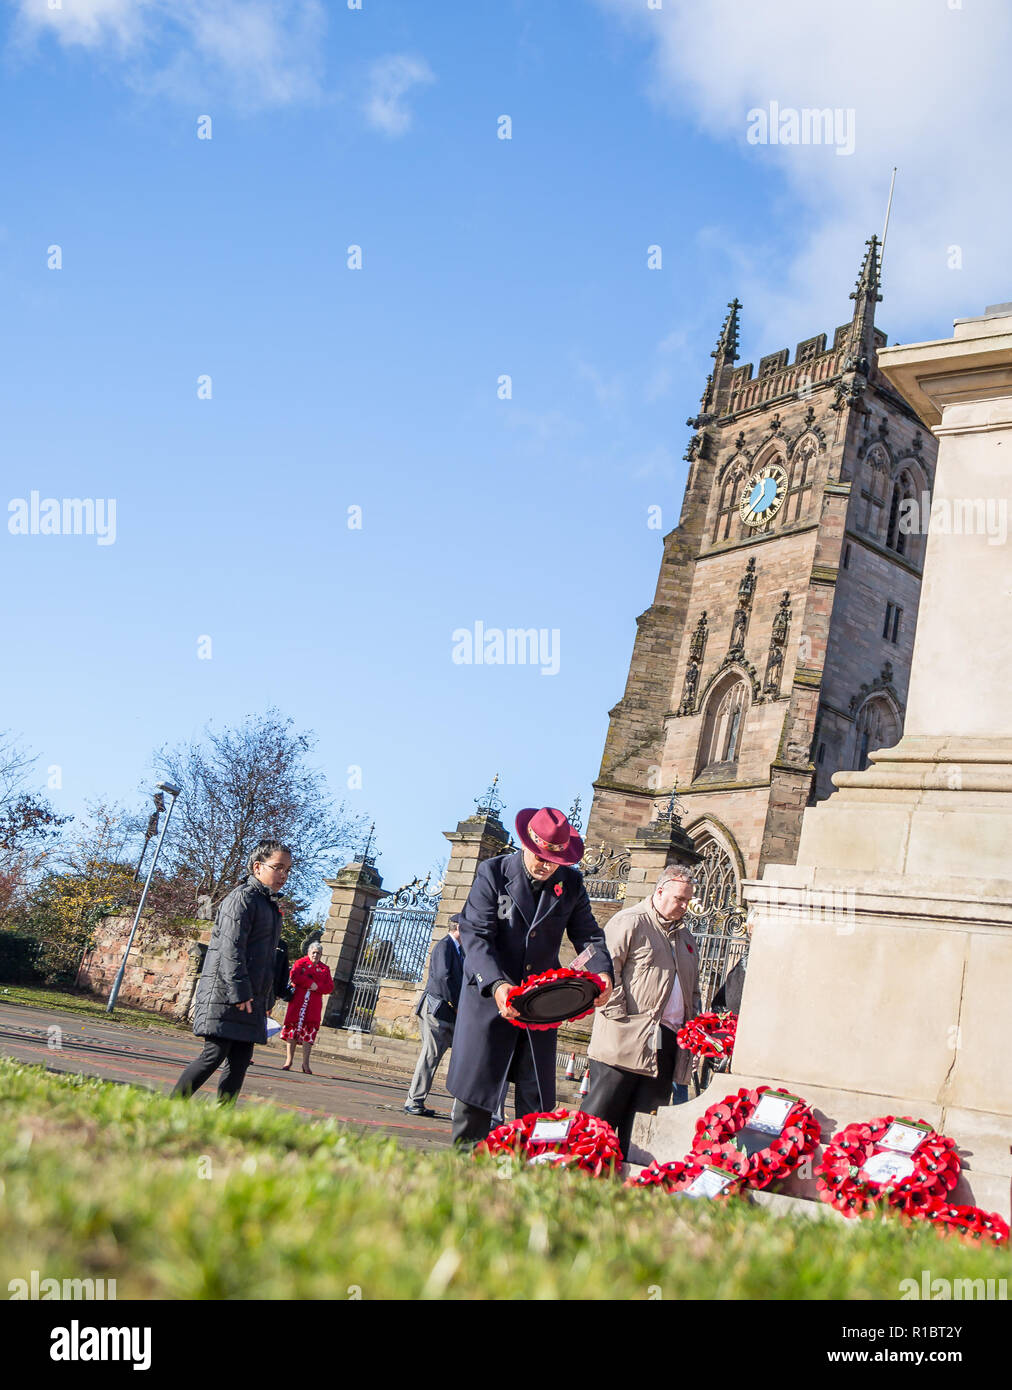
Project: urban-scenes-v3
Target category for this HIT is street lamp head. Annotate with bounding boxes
[156,781,182,797]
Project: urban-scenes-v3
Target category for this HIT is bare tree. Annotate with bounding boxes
[156,709,367,909]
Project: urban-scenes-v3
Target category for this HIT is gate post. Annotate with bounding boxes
[415,800,511,1006]
[320,858,386,1027]
[621,798,702,910]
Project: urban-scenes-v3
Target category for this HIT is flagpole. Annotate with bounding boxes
[880,166,897,274]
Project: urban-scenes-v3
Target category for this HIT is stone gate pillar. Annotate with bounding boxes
[320,858,386,1027]
[620,797,703,910]
[428,802,511,961]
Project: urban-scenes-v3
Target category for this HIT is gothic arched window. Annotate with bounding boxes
[691,837,740,917]
[885,464,927,565]
[858,448,891,543]
[695,675,750,778]
[853,695,900,770]
[713,464,745,543]
[786,439,817,522]
[886,470,914,555]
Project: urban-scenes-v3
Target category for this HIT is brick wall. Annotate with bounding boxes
[77,913,204,1019]
[372,979,421,1038]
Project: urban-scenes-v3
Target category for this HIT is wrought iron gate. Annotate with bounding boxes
[342,877,442,1033]
[683,838,749,1010]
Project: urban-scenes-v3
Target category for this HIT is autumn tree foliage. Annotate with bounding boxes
[0,712,360,987]
[16,804,140,983]
[0,733,68,921]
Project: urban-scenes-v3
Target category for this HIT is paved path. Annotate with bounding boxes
[0,1001,454,1151]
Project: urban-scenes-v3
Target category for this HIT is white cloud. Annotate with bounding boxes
[577,360,625,409]
[502,406,585,448]
[15,0,147,50]
[363,54,435,137]
[594,0,1012,348]
[12,0,327,111]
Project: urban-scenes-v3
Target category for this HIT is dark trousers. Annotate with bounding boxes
[452,1035,544,1148]
[172,1036,255,1103]
[580,1025,680,1157]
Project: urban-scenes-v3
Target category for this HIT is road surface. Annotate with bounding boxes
[0,1000,454,1151]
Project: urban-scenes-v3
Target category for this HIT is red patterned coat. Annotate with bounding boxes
[281,957,334,1044]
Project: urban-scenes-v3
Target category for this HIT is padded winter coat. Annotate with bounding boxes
[191,875,282,1044]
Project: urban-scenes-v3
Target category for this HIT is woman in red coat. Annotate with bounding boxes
[281,941,334,1073]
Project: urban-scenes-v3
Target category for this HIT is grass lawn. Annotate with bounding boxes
[1,1057,1007,1300]
[0,982,189,1033]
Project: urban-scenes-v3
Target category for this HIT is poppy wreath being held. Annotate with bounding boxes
[474,1108,622,1177]
[814,1116,960,1219]
[624,1156,744,1199]
[504,967,607,1031]
[690,1086,822,1190]
[926,1202,1009,1247]
[676,1011,738,1061]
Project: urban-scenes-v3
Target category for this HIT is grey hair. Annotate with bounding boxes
[248,839,293,875]
[655,864,696,891]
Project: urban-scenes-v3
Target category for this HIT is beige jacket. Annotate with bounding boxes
[587,897,701,1083]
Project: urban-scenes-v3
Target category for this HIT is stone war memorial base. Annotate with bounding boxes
[629,874,1012,1218]
[627,876,1012,1217]
[631,306,1012,1223]
[629,1072,1007,1221]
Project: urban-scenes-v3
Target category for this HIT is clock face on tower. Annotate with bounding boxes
[738,462,788,528]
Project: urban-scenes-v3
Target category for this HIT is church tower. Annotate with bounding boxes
[584,238,937,921]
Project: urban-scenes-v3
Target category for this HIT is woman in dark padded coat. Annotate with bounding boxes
[172,840,290,1104]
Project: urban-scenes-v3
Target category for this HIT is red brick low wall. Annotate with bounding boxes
[77,913,205,1019]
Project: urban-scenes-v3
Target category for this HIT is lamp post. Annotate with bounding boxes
[132,791,166,883]
[106,781,181,1013]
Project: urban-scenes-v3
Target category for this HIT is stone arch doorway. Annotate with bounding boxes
[852,693,901,771]
[682,825,749,1011]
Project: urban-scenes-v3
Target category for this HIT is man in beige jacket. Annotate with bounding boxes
[580,863,701,1157]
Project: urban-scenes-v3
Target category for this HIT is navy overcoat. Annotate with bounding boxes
[446,851,613,1114]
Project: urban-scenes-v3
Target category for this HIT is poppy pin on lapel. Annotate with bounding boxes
[554,882,564,897]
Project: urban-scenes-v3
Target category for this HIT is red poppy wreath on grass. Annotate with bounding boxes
[927,1202,1009,1247]
[474,1108,622,1177]
[814,1116,960,1219]
[676,1011,738,1061]
[690,1086,822,1190]
[504,967,607,1031]
[624,1157,744,1199]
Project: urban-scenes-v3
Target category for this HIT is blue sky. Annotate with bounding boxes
[1,0,1008,910]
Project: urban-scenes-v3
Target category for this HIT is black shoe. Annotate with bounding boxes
[404,1102,437,1117]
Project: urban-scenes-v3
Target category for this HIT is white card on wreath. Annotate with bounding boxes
[570,947,594,971]
[748,1092,799,1136]
[531,1118,572,1144]
[683,1167,735,1199]
[860,1150,917,1184]
[879,1121,932,1154]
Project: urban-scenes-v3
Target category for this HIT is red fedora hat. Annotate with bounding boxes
[515,807,584,867]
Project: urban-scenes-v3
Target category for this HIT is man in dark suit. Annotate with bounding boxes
[404,915,465,1117]
[446,807,613,1148]
[711,909,754,1014]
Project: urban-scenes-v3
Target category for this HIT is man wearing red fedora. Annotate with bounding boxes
[446,806,613,1147]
